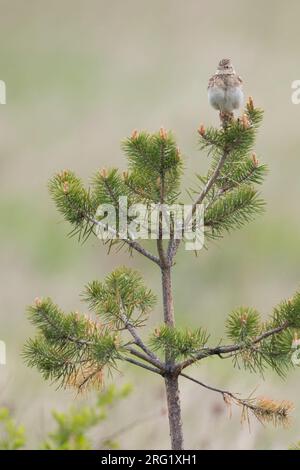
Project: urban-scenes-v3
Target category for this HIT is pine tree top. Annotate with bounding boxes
[24,98,299,431]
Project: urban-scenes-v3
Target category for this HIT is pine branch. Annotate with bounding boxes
[123,174,154,202]
[48,171,95,243]
[178,321,290,371]
[205,158,267,209]
[88,213,161,265]
[169,101,265,260]
[124,357,162,375]
[83,267,157,328]
[225,293,300,376]
[178,290,300,375]
[180,372,293,428]
[168,146,229,261]
[122,129,183,205]
[150,325,209,361]
[50,169,161,266]
[119,310,164,371]
[204,185,265,239]
[168,134,231,261]
[124,345,153,361]
[23,298,122,391]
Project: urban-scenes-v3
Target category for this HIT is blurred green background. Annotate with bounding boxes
[1,0,300,449]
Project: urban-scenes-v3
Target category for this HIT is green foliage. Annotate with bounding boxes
[24,267,156,391]
[226,307,261,342]
[49,170,94,242]
[47,106,266,255]
[0,385,132,450]
[272,292,300,329]
[24,97,299,441]
[84,267,156,328]
[289,441,300,450]
[48,129,184,252]
[231,329,295,378]
[0,408,25,450]
[216,157,267,191]
[193,102,267,242]
[205,185,265,239]
[149,325,209,360]
[122,130,184,204]
[42,384,132,450]
[258,329,296,378]
[225,292,300,377]
[23,297,122,391]
[199,104,263,165]
[92,168,127,207]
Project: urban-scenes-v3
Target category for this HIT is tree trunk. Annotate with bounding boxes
[161,266,175,326]
[161,265,184,450]
[165,374,184,450]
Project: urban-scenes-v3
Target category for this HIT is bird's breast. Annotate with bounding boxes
[208,85,243,112]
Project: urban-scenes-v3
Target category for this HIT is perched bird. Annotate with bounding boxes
[208,58,243,117]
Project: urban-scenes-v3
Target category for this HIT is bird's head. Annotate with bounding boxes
[217,58,235,74]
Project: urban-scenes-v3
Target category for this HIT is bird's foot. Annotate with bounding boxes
[219,111,234,129]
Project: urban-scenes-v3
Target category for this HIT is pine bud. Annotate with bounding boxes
[252,153,259,167]
[223,393,232,407]
[122,170,129,180]
[292,332,300,349]
[60,169,69,179]
[176,147,181,161]
[241,114,249,129]
[154,328,161,337]
[34,297,42,308]
[131,129,139,140]
[63,181,69,194]
[223,393,233,419]
[113,334,120,347]
[198,124,206,137]
[100,168,107,179]
[159,127,167,140]
[247,96,254,111]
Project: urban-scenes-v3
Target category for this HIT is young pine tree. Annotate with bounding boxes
[24,98,300,450]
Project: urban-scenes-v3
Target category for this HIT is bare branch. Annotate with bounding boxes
[119,310,165,371]
[125,238,161,266]
[125,346,165,371]
[124,357,162,375]
[87,215,161,266]
[180,372,293,428]
[180,372,234,397]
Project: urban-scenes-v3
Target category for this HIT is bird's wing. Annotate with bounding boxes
[208,75,216,89]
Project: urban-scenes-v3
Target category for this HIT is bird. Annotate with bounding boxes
[208,58,244,120]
